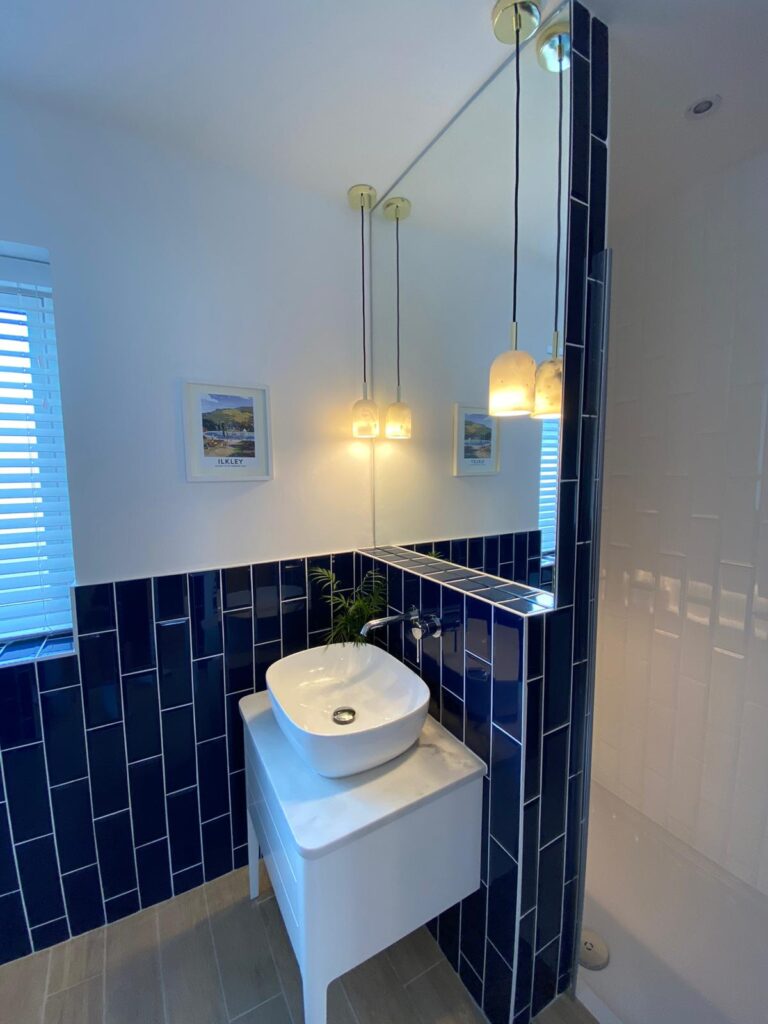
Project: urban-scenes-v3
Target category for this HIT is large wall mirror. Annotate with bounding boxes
[370,2,570,594]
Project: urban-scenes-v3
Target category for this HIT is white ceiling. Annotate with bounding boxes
[588,0,768,227]
[0,0,562,199]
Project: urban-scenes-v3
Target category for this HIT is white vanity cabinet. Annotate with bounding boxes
[239,691,485,1024]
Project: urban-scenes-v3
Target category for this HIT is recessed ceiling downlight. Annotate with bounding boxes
[685,94,722,120]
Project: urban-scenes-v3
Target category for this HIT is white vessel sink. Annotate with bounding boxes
[266,643,430,777]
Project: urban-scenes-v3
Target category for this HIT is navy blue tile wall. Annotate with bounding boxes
[403,529,546,585]
[0,553,356,963]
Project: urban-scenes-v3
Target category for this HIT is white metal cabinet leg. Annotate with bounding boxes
[247,814,260,900]
[302,974,328,1024]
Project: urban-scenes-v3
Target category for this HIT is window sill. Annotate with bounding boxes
[0,633,75,667]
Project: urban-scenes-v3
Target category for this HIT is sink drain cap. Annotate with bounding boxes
[332,706,356,725]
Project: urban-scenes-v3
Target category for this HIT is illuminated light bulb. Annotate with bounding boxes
[488,323,535,416]
[384,400,412,439]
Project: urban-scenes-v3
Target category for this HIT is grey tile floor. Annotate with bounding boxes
[0,865,595,1024]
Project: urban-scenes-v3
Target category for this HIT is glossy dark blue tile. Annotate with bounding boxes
[280,559,306,600]
[492,609,523,740]
[222,565,252,611]
[438,901,460,969]
[460,884,487,977]
[167,787,201,873]
[225,693,246,773]
[532,938,560,1017]
[556,480,577,606]
[331,552,354,591]
[465,597,491,662]
[254,640,281,693]
[467,537,484,570]
[37,655,79,693]
[450,538,468,567]
[544,609,573,732]
[403,574,421,667]
[541,727,569,847]
[487,838,518,965]
[87,723,128,818]
[584,280,604,418]
[79,631,122,728]
[156,620,192,710]
[0,664,41,749]
[588,138,607,261]
[122,670,161,762]
[193,655,225,741]
[525,678,542,802]
[560,877,578,978]
[578,419,598,543]
[484,536,499,576]
[527,614,543,680]
[490,726,521,857]
[560,345,583,483]
[62,864,105,936]
[162,704,196,794]
[572,0,590,56]
[230,770,246,848]
[565,196,588,347]
[95,810,137,900]
[17,834,65,926]
[440,689,464,743]
[189,570,222,659]
[481,777,490,885]
[197,737,229,821]
[441,594,464,698]
[569,662,587,776]
[224,609,253,693]
[154,574,188,622]
[74,583,115,635]
[0,891,31,963]
[105,889,140,923]
[515,909,535,1014]
[536,836,565,950]
[591,17,609,141]
[459,955,483,1007]
[3,743,51,842]
[32,917,69,952]
[281,599,307,657]
[570,53,590,205]
[308,555,333,632]
[521,800,539,917]
[129,756,166,847]
[465,654,491,766]
[0,803,17,896]
[483,939,513,1024]
[52,779,97,874]
[39,686,86,787]
[565,772,584,881]
[116,579,155,674]
[202,814,232,881]
[136,838,172,908]
[173,862,204,896]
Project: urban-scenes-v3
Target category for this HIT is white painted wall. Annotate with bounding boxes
[0,94,374,584]
[594,146,768,894]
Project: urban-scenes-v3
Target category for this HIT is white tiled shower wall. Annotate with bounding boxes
[593,146,768,893]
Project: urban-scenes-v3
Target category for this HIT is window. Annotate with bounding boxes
[0,252,74,639]
[538,418,560,556]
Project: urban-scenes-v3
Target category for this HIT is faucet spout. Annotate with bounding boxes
[359,607,418,638]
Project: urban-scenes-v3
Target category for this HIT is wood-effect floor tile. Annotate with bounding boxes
[406,960,486,1024]
[0,950,50,1024]
[158,885,227,1024]
[534,995,598,1024]
[342,950,421,1024]
[43,975,103,1024]
[234,994,294,1024]
[206,867,281,1019]
[48,928,105,995]
[386,928,442,986]
[105,907,163,1024]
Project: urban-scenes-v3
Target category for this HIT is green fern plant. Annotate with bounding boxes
[309,566,387,646]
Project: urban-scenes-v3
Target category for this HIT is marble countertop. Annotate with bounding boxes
[239,691,485,859]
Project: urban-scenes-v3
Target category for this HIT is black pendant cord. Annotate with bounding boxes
[512,17,521,328]
[395,213,401,395]
[554,44,564,344]
[360,204,367,389]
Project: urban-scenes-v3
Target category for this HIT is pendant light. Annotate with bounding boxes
[488,7,537,417]
[383,196,412,440]
[532,22,570,420]
[348,184,379,438]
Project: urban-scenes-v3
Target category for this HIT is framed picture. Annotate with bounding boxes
[183,382,272,482]
[452,404,500,476]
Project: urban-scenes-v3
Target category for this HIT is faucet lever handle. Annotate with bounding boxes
[410,613,442,642]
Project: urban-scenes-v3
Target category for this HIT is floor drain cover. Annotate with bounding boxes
[579,928,610,970]
[332,707,356,725]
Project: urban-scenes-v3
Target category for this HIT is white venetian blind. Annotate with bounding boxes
[0,255,74,639]
[538,418,560,556]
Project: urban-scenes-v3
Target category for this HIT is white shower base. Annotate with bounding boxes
[577,782,768,1024]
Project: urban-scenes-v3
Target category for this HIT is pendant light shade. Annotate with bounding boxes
[489,323,536,416]
[532,331,563,419]
[383,196,412,440]
[347,184,379,438]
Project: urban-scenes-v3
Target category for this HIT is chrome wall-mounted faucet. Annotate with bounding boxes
[360,606,442,641]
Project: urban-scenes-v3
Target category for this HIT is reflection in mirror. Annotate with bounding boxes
[371,3,570,595]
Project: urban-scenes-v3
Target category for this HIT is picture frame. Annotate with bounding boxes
[452,404,500,476]
[183,382,273,482]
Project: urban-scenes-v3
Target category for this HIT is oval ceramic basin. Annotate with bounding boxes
[266,643,430,778]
